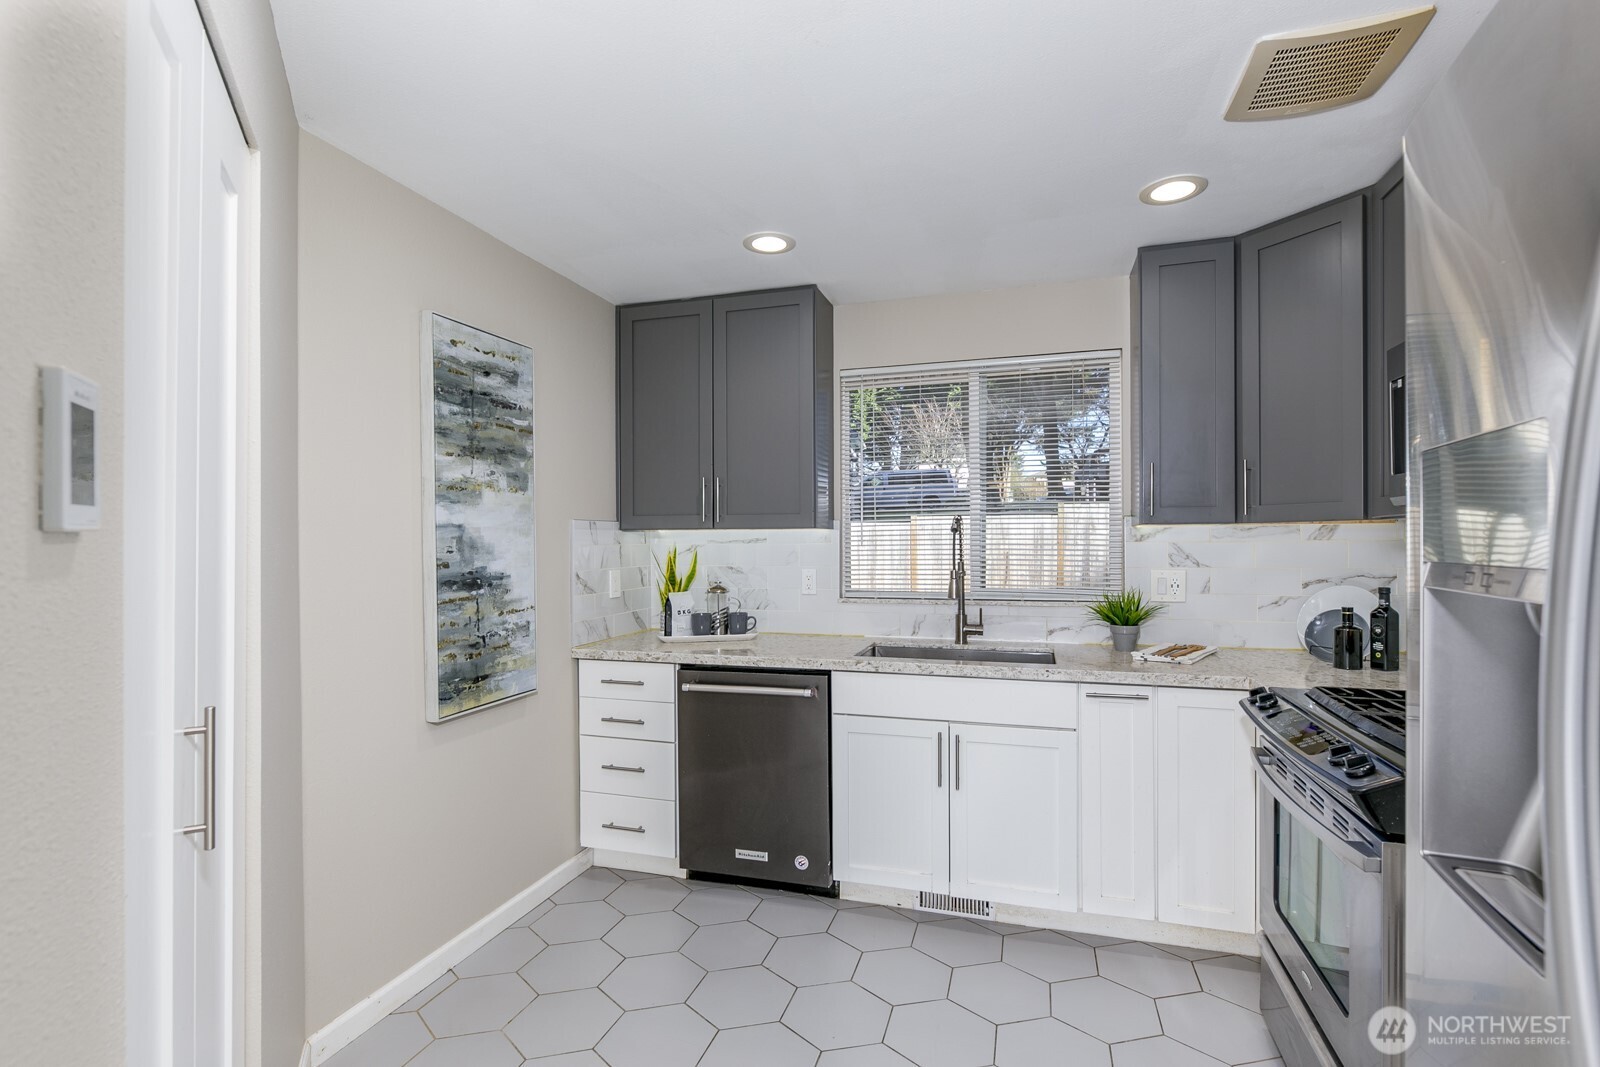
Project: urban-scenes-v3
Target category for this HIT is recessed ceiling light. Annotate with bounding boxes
[1139,176,1209,205]
[743,232,795,254]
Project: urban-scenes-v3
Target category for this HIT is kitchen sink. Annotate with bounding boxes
[855,643,1057,665]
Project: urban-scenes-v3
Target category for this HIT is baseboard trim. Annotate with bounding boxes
[306,849,593,1065]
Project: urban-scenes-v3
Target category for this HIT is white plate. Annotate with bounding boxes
[1296,585,1379,652]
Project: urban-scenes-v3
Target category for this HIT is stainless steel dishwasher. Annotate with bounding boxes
[676,667,832,890]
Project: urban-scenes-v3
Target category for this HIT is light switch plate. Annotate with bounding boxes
[1151,569,1187,603]
[801,568,817,596]
[607,570,621,599]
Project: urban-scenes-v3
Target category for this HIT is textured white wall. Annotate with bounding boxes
[297,132,615,1030]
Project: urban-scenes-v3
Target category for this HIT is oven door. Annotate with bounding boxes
[1255,748,1397,1067]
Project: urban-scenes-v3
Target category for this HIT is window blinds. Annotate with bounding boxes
[841,351,1123,601]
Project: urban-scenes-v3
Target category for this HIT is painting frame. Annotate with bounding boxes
[421,311,539,723]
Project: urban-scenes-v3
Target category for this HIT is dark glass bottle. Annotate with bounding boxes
[1333,607,1364,670]
[1369,586,1400,672]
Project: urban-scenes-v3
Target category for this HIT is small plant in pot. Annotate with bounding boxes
[654,545,698,636]
[1087,588,1165,652]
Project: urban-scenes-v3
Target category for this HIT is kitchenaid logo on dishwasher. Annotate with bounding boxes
[734,849,768,862]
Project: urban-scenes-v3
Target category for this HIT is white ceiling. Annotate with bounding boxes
[270,0,1494,305]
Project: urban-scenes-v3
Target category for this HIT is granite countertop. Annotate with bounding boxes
[570,631,1404,691]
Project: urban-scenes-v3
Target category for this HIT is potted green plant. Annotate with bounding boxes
[654,545,698,636]
[1087,588,1165,652]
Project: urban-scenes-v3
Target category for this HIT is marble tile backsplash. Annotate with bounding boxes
[570,517,1405,650]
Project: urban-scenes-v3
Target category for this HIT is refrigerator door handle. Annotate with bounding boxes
[1544,254,1600,1067]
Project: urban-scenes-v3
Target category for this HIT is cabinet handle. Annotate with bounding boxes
[1147,462,1155,519]
[715,476,722,524]
[601,678,645,686]
[600,716,647,725]
[602,822,647,834]
[1242,462,1251,519]
[700,476,707,524]
[954,733,962,791]
[179,705,217,851]
[937,732,943,788]
[601,763,646,773]
[1085,691,1151,700]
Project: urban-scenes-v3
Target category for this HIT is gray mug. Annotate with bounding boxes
[689,612,714,636]
[728,611,758,635]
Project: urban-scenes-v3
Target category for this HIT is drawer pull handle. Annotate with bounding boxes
[600,716,647,725]
[1085,691,1151,700]
[601,763,646,773]
[601,678,646,686]
[602,822,647,834]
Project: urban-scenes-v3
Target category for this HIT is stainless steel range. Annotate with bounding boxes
[1242,685,1407,1067]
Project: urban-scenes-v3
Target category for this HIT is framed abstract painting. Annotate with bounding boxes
[421,312,538,722]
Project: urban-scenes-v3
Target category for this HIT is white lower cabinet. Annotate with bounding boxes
[1079,687,1158,919]
[577,660,678,859]
[1155,687,1256,932]
[832,715,949,893]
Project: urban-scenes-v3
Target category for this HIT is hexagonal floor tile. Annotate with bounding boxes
[816,1046,916,1067]
[1153,941,1234,961]
[750,895,839,937]
[1194,954,1261,1010]
[911,919,1002,967]
[595,1003,715,1067]
[418,974,535,1038]
[1095,942,1200,998]
[948,961,1050,1024]
[553,868,624,903]
[783,981,891,1050]
[406,1030,524,1067]
[853,948,952,1005]
[1108,1034,1229,1067]
[510,898,554,928]
[884,999,996,1067]
[503,987,621,1059]
[700,1022,821,1067]
[395,971,454,1013]
[605,876,690,915]
[519,939,623,994]
[598,952,705,1009]
[453,927,546,978]
[1049,976,1161,1043]
[525,1054,607,1067]
[1002,930,1097,982]
[994,1017,1110,1067]
[829,906,917,952]
[681,920,777,970]
[1156,991,1279,1064]
[686,965,795,1028]
[675,886,759,926]
[766,932,861,986]
[602,910,696,956]
[325,1012,431,1066]
[1067,930,1131,947]
[532,900,623,945]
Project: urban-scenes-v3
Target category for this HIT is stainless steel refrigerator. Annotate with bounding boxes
[1406,0,1600,1063]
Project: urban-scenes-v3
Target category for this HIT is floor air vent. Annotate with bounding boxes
[1225,7,1435,121]
[918,891,995,919]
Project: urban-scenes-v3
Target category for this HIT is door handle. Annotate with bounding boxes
[954,733,961,791]
[602,822,647,834]
[1085,691,1151,700]
[715,476,723,524]
[600,716,647,725]
[600,678,645,686]
[937,731,943,788]
[179,705,216,852]
[680,683,816,698]
[1243,462,1250,519]
[601,763,646,774]
[700,476,708,524]
[1147,462,1155,518]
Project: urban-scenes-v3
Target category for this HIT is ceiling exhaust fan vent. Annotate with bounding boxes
[1225,7,1435,121]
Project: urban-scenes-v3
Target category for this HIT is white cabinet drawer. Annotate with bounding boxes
[579,660,675,703]
[580,736,676,801]
[579,696,675,742]
[833,671,1077,730]
[580,792,676,858]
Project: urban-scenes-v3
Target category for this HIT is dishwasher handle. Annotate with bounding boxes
[680,682,817,699]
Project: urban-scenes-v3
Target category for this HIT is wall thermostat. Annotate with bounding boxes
[41,366,100,532]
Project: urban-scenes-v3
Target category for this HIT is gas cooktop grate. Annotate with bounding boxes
[1311,687,1407,736]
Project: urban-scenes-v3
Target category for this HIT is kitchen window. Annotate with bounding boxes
[840,350,1123,601]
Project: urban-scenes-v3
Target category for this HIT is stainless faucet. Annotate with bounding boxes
[948,516,984,645]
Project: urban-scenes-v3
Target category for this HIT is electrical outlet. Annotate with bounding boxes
[801,568,818,596]
[1151,569,1187,603]
[607,570,621,599]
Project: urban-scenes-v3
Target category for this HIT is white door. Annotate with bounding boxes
[126,0,249,1062]
[1079,687,1158,919]
[832,715,949,893]
[1155,688,1256,932]
[948,723,1078,911]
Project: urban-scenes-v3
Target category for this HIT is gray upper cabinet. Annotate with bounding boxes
[617,300,715,529]
[1132,241,1237,524]
[618,286,832,530]
[1238,195,1367,523]
[1366,161,1406,517]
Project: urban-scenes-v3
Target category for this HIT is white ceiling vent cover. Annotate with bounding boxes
[1225,7,1435,121]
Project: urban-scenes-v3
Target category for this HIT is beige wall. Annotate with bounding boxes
[297,132,615,1029]
[0,2,126,1062]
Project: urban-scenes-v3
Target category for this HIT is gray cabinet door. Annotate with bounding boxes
[1366,161,1406,517]
[1239,195,1367,522]
[1133,241,1238,524]
[617,299,713,529]
[712,287,832,528]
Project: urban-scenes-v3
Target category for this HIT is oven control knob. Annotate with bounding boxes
[1343,756,1376,778]
[1327,743,1355,763]
[1252,692,1279,709]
